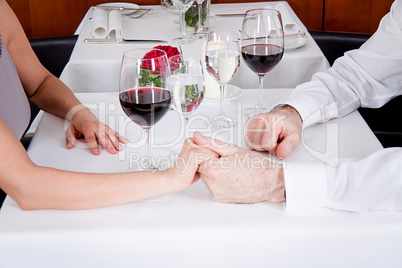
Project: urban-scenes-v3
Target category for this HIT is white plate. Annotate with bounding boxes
[97,2,139,15]
[205,85,242,101]
[285,34,307,50]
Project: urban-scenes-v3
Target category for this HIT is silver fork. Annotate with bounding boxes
[125,9,152,19]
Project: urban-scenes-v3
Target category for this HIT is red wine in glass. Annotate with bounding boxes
[241,8,284,116]
[119,87,172,127]
[119,48,171,171]
[241,44,284,75]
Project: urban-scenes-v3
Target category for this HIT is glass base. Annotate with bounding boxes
[244,106,269,118]
[194,31,208,39]
[211,115,237,129]
[140,157,159,171]
[172,35,196,44]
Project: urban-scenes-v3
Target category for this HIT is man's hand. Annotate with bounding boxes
[193,132,285,204]
[65,106,128,155]
[245,105,302,159]
[166,138,219,191]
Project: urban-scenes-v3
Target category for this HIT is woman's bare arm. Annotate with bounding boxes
[0,0,127,155]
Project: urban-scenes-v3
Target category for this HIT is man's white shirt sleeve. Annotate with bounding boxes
[284,148,402,212]
[280,0,402,212]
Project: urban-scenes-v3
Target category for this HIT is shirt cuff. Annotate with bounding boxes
[283,161,328,209]
[271,80,334,128]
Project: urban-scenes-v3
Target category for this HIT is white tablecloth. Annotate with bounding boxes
[59,2,329,93]
[1,89,401,268]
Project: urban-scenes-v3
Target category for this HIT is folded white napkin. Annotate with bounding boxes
[90,9,123,39]
[108,10,123,39]
[266,3,303,35]
[90,9,108,38]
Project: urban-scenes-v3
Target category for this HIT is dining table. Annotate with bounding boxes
[1,87,402,267]
[59,1,330,93]
[2,1,402,267]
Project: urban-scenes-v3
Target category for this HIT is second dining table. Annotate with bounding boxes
[59,1,330,94]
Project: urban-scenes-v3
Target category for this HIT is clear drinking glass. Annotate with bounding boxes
[119,48,171,170]
[171,0,196,44]
[194,0,208,38]
[241,9,284,116]
[167,55,204,128]
[205,30,241,128]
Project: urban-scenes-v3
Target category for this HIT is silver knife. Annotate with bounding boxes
[123,38,167,43]
[215,13,245,16]
[93,6,151,11]
[84,38,167,43]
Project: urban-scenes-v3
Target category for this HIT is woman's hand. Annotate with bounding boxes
[65,105,128,155]
[165,137,219,191]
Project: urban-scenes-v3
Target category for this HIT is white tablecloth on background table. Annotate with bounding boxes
[1,89,401,268]
[59,2,329,93]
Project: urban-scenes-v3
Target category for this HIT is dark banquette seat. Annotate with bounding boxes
[309,30,402,148]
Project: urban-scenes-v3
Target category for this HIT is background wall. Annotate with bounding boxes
[7,0,394,38]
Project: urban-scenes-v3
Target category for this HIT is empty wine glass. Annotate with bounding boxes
[119,48,171,170]
[194,0,208,38]
[171,0,196,44]
[241,9,284,116]
[167,55,204,129]
[205,30,241,128]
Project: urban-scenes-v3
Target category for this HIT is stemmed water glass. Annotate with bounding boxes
[241,9,284,116]
[119,48,171,170]
[205,30,241,128]
[194,0,208,38]
[171,0,196,44]
[167,55,204,129]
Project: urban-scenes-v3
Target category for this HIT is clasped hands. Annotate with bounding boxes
[65,104,302,204]
[192,105,303,204]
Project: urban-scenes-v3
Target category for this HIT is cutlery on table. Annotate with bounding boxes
[214,13,245,16]
[124,9,152,19]
[92,7,152,18]
[93,6,151,11]
[84,38,167,43]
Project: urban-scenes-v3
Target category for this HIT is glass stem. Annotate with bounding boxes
[219,85,225,116]
[179,11,186,37]
[144,127,151,159]
[184,115,189,134]
[197,2,203,32]
[258,75,265,109]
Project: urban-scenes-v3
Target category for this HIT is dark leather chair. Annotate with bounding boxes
[309,30,402,148]
[1,35,78,208]
[29,35,78,78]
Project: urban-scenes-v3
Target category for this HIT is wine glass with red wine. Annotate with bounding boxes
[119,48,171,170]
[241,9,284,116]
